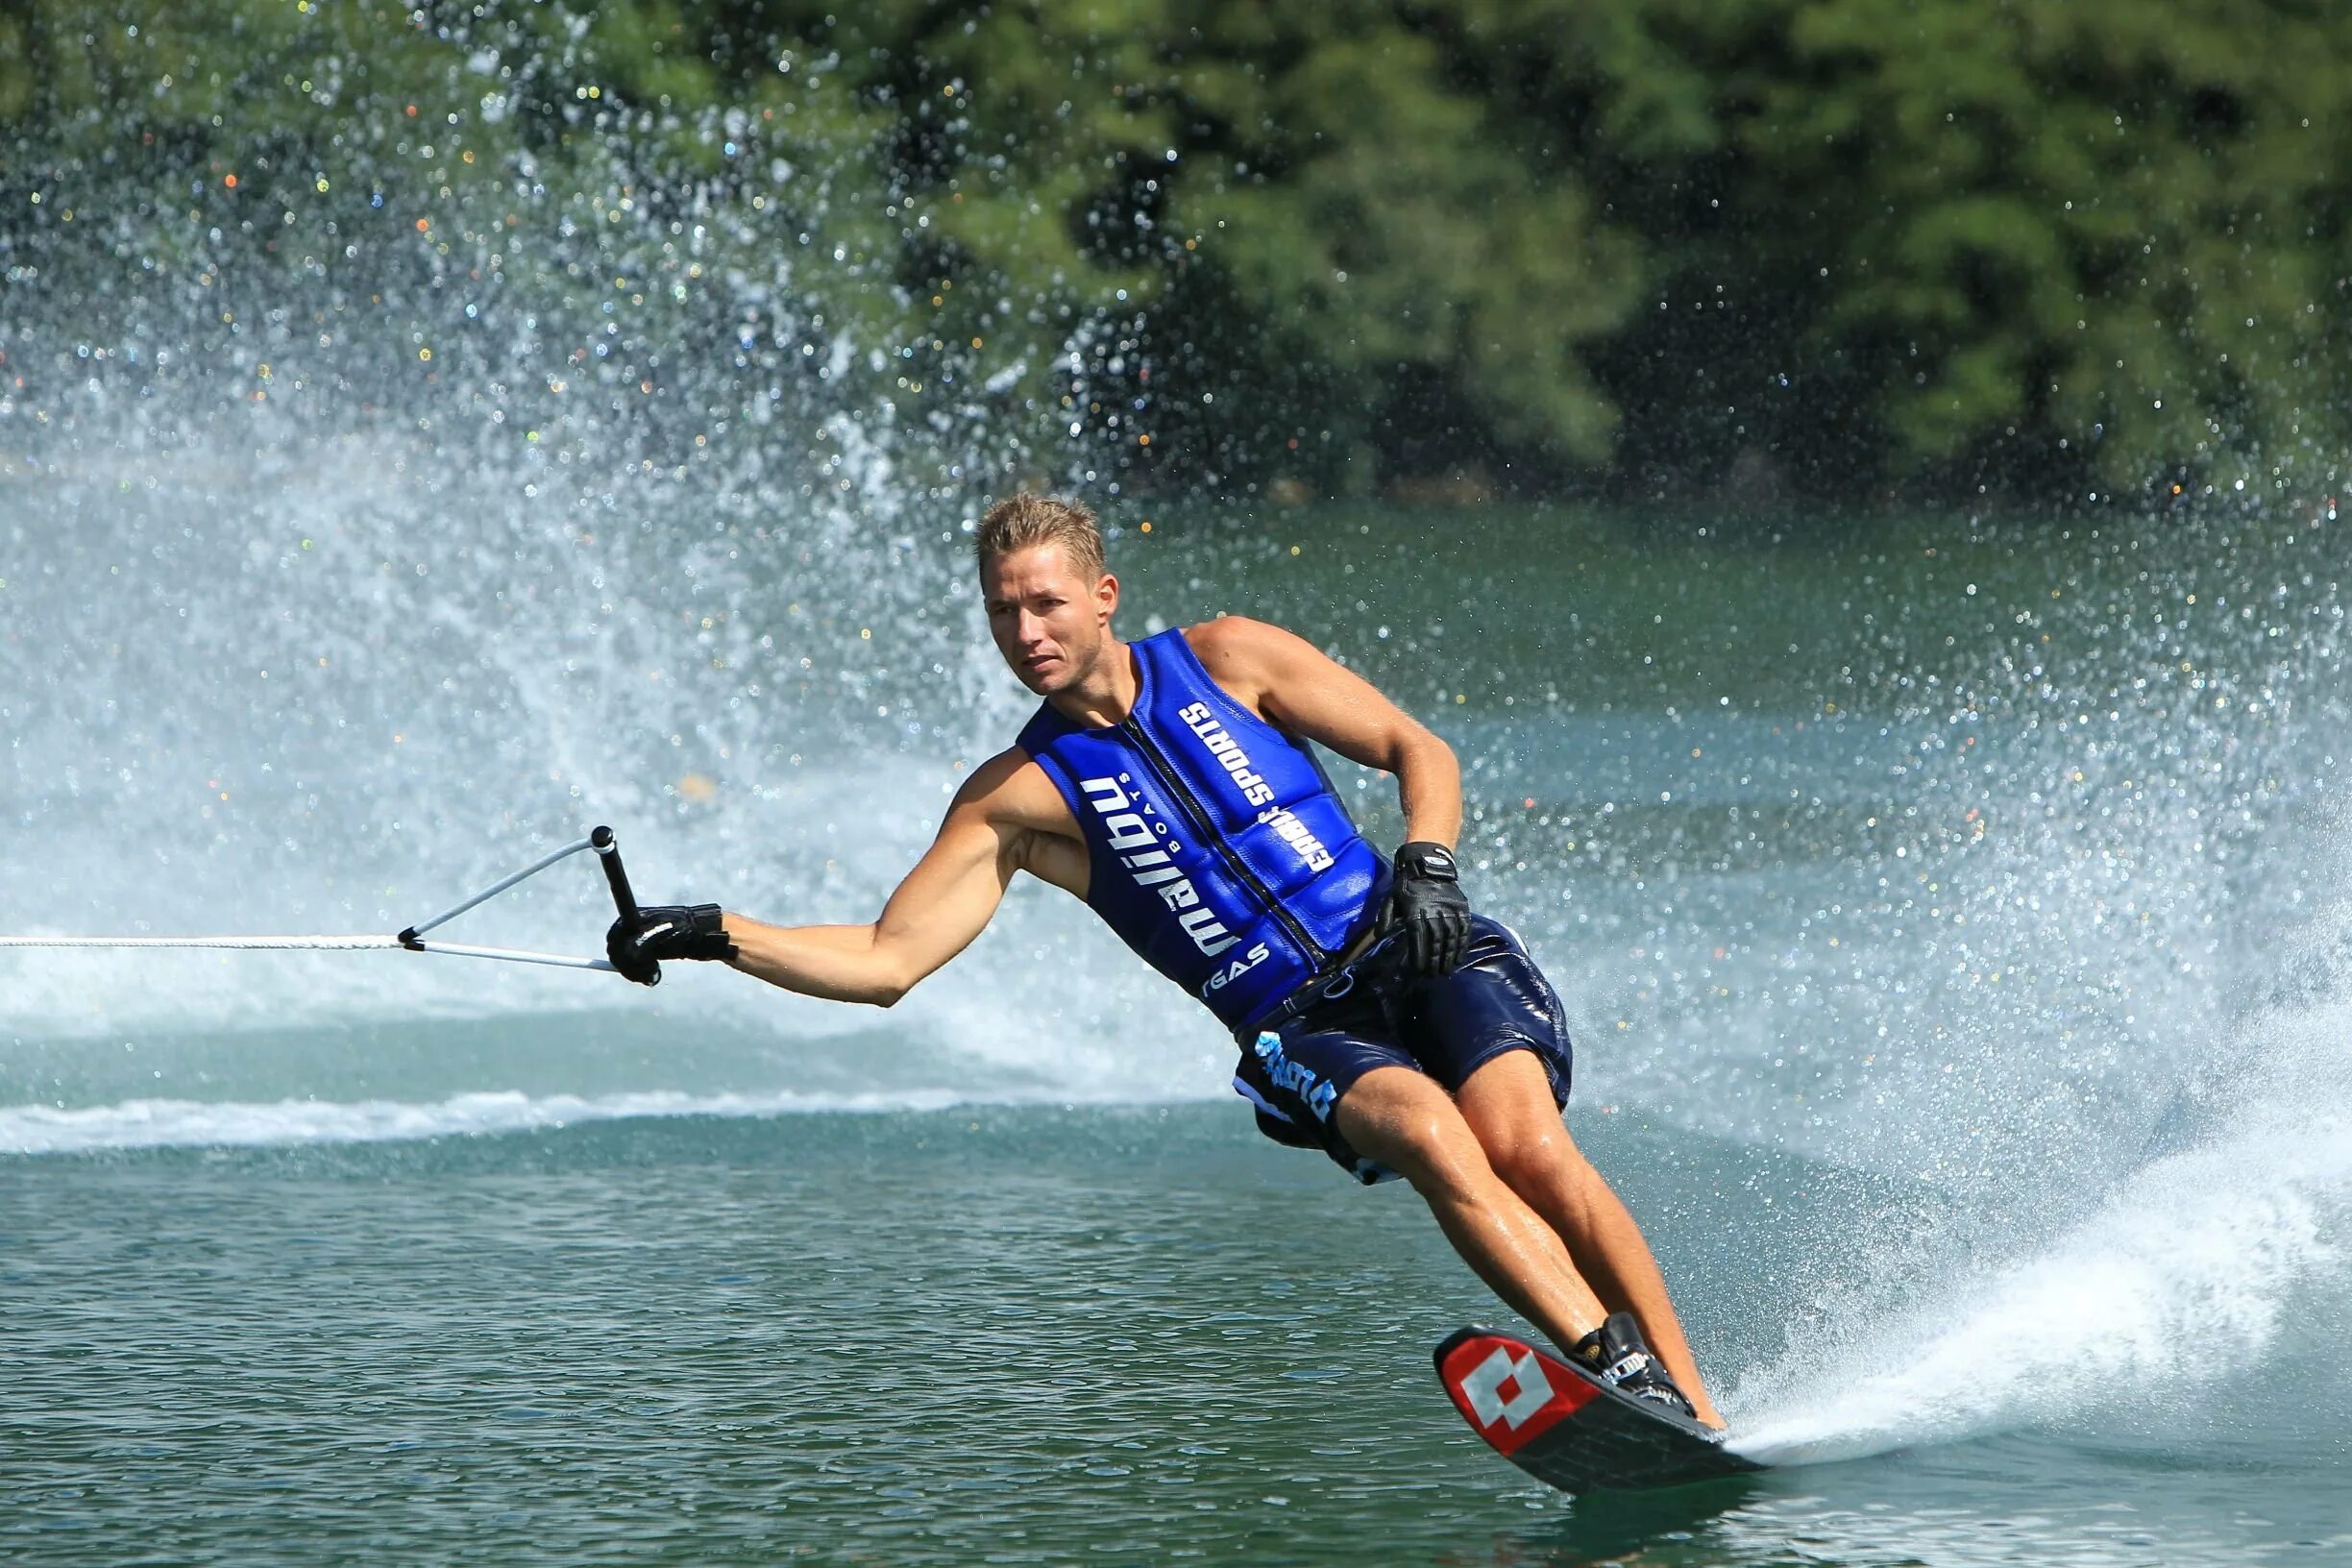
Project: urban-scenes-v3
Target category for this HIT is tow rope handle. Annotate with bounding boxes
[590,824,657,987]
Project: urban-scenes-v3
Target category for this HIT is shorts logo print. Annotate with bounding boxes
[1253,1030,1338,1122]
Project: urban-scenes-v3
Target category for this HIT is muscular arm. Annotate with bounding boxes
[1187,616,1462,848]
[721,750,1081,1006]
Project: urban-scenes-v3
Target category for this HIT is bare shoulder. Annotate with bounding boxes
[1188,613,1422,754]
[955,745,1075,832]
[1183,615,1328,710]
[959,744,1088,896]
[1183,613,1311,666]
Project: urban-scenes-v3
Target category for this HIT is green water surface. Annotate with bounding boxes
[4,1104,2340,1567]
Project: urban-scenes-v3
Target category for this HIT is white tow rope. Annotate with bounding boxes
[0,828,645,975]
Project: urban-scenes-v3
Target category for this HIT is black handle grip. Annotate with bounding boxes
[590,824,657,985]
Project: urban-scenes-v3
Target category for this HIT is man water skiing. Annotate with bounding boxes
[608,494,1724,1428]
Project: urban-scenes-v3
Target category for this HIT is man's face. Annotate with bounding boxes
[980,543,1118,696]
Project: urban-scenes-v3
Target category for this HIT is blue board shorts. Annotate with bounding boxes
[1231,915,1575,1184]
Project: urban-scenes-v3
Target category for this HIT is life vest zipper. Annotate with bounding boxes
[1119,716,1326,966]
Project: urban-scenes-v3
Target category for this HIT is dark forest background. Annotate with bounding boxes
[6,0,2349,510]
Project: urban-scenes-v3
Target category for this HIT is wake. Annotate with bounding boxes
[0,1085,970,1157]
[1726,1008,2352,1465]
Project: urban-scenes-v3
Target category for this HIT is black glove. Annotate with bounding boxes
[1388,842,1472,978]
[605,903,735,987]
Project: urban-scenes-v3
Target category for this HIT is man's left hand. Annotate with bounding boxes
[1389,842,1471,977]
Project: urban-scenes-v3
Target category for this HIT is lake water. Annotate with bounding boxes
[5,434,2349,1563]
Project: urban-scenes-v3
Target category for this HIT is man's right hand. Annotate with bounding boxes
[606,904,735,986]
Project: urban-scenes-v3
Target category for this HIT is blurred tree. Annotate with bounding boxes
[1728,0,2352,496]
[565,2,1654,482]
[6,0,2349,502]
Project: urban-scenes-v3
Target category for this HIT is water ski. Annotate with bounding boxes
[1434,1327,1761,1493]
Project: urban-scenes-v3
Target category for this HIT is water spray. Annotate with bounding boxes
[0,826,651,981]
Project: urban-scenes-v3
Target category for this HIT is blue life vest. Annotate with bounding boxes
[1016,627,1389,1032]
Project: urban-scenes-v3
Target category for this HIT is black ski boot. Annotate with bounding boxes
[1570,1311,1697,1420]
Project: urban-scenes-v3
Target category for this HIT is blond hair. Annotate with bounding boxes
[972,494,1105,580]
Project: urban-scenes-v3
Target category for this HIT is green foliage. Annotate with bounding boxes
[6,0,2349,499]
[1736,0,2352,486]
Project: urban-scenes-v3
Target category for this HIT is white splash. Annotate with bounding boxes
[1727,1006,2352,1465]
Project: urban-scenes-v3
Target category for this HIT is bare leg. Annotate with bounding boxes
[1334,1066,1608,1354]
[1455,1050,1725,1428]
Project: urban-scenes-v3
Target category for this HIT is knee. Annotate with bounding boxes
[1341,1092,1488,1202]
[1382,1113,1486,1199]
[1485,1123,1596,1200]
